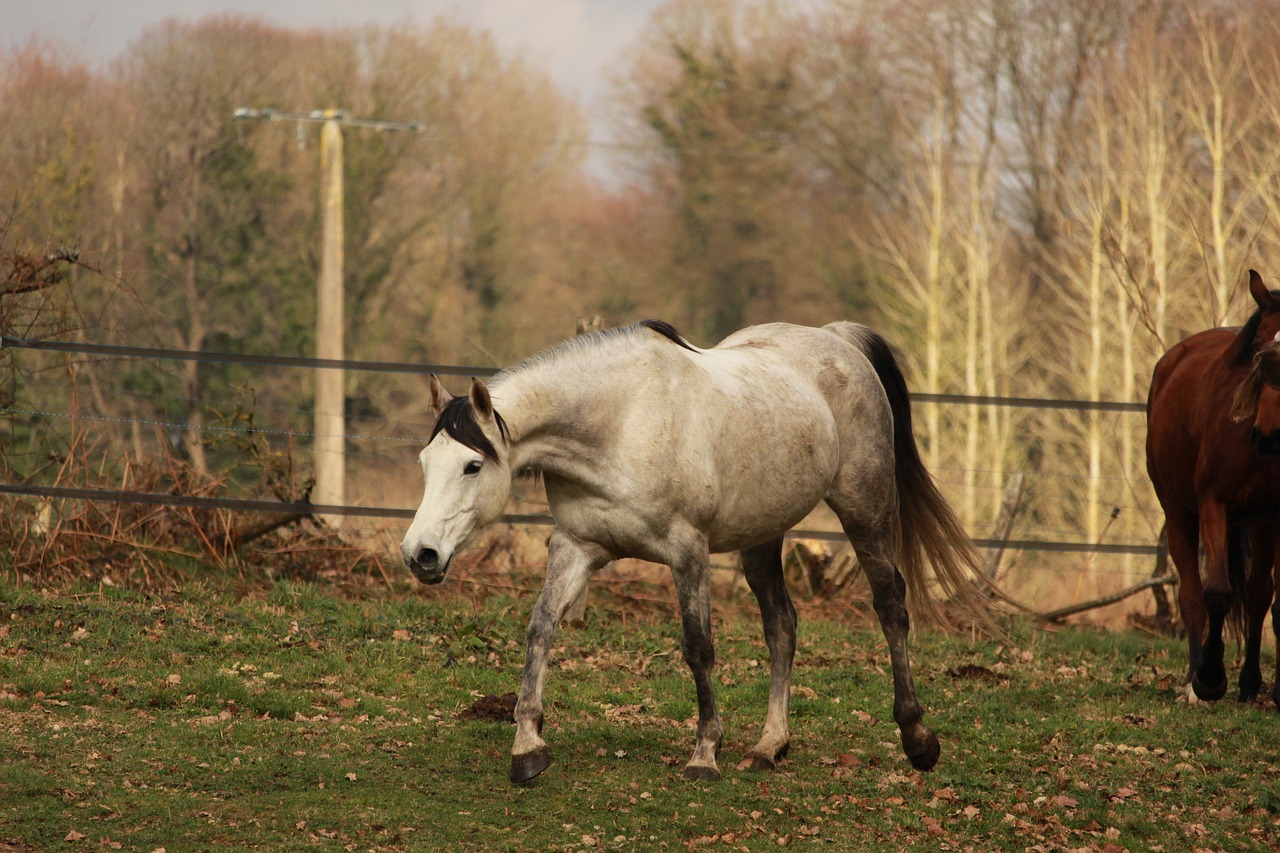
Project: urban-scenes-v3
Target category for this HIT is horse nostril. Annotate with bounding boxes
[1252,427,1280,455]
[416,547,439,570]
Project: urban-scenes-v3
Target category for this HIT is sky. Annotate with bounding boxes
[1,0,669,176]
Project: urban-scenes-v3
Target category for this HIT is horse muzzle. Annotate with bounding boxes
[402,545,451,584]
[1252,426,1280,456]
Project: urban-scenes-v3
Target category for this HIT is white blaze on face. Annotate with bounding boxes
[400,432,510,584]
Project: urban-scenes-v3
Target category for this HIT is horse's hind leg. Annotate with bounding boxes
[837,516,938,771]
[1193,502,1232,701]
[1239,526,1274,703]
[1162,507,1204,695]
[1272,559,1280,711]
[737,538,795,772]
[510,529,609,783]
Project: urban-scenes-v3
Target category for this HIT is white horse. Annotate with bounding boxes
[401,320,987,783]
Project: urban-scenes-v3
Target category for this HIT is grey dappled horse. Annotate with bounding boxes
[401,320,986,783]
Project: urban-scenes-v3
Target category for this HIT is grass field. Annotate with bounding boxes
[1,577,1278,851]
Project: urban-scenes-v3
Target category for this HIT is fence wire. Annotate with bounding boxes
[0,334,1165,560]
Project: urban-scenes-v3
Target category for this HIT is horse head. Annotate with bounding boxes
[1230,270,1280,455]
[400,377,512,583]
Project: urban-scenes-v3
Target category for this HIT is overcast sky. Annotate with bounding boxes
[2,1,668,175]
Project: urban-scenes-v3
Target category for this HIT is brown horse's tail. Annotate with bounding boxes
[839,324,1002,634]
[1226,525,1250,640]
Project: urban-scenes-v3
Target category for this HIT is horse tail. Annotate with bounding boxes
[832,323,998,632]
[1226,524,1250,640]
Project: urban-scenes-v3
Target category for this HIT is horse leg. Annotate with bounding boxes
[1239,526,1274,703]
[840,518,938,771]
[1272,556,1280,711]
[1192,502,1231,701]
[510,529,609,783]
[737,538,795,772]
[671,547,723,781]
[1164,508,1204,693]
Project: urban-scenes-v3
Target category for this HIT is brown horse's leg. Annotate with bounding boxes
[671,546,723,781]
[1240,526,1275,703]
[1272,572,1280,711]
[840,518,938,771]
[1194,503,1232,701]
[1165,508,1204,687]
[737,538,795,772]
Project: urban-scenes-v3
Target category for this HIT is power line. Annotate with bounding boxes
[0,335,497,377]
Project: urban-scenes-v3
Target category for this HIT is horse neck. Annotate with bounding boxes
[490,361,618,479]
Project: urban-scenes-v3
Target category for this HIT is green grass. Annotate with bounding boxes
[1,581,1277,851]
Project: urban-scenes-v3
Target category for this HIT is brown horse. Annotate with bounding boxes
[1147,269,1280,709]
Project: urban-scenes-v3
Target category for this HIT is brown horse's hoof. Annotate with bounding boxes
[682,764,721,782]
[903,726,940,771]
[510,747,552,784]
[1191,673,1228,702]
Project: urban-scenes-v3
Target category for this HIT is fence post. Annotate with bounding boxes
[314,111,346,526]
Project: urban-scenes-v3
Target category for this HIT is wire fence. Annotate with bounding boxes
[0,334,1166,561]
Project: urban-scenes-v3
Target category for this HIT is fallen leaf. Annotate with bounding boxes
[64,830,85,841]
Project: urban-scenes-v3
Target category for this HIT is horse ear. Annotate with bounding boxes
[427,374,453,418]
[469,377,494,421]
[1249,270,1274,310]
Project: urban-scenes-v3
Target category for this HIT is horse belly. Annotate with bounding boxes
[705,424,839,553]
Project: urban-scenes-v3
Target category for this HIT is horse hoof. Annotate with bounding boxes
[736,752,776,772]
[1191,673,1227,702]
[510,747,552,784]
[737,742,788,772]
[904,727,940,772]
[1237,672,1262,704]
[682,764,721,782]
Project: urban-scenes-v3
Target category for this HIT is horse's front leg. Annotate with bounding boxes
[738,538,795,771]
[510,529,609,783]
[671,548,723,781]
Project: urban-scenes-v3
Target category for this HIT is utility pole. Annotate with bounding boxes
[233,108,422,526]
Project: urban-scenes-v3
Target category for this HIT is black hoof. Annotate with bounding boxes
[1191,672,1228,702]
[904,727,940,771]
[1238,670,1262,704]
[510,746,552,784]
[682,764,721,782]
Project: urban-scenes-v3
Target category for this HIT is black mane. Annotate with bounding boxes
[1234,292,1280,365]
[431,395,510,461]
[639,319,698,352]
[430,321,691,458]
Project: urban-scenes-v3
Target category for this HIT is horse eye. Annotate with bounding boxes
[463,460,483,476]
